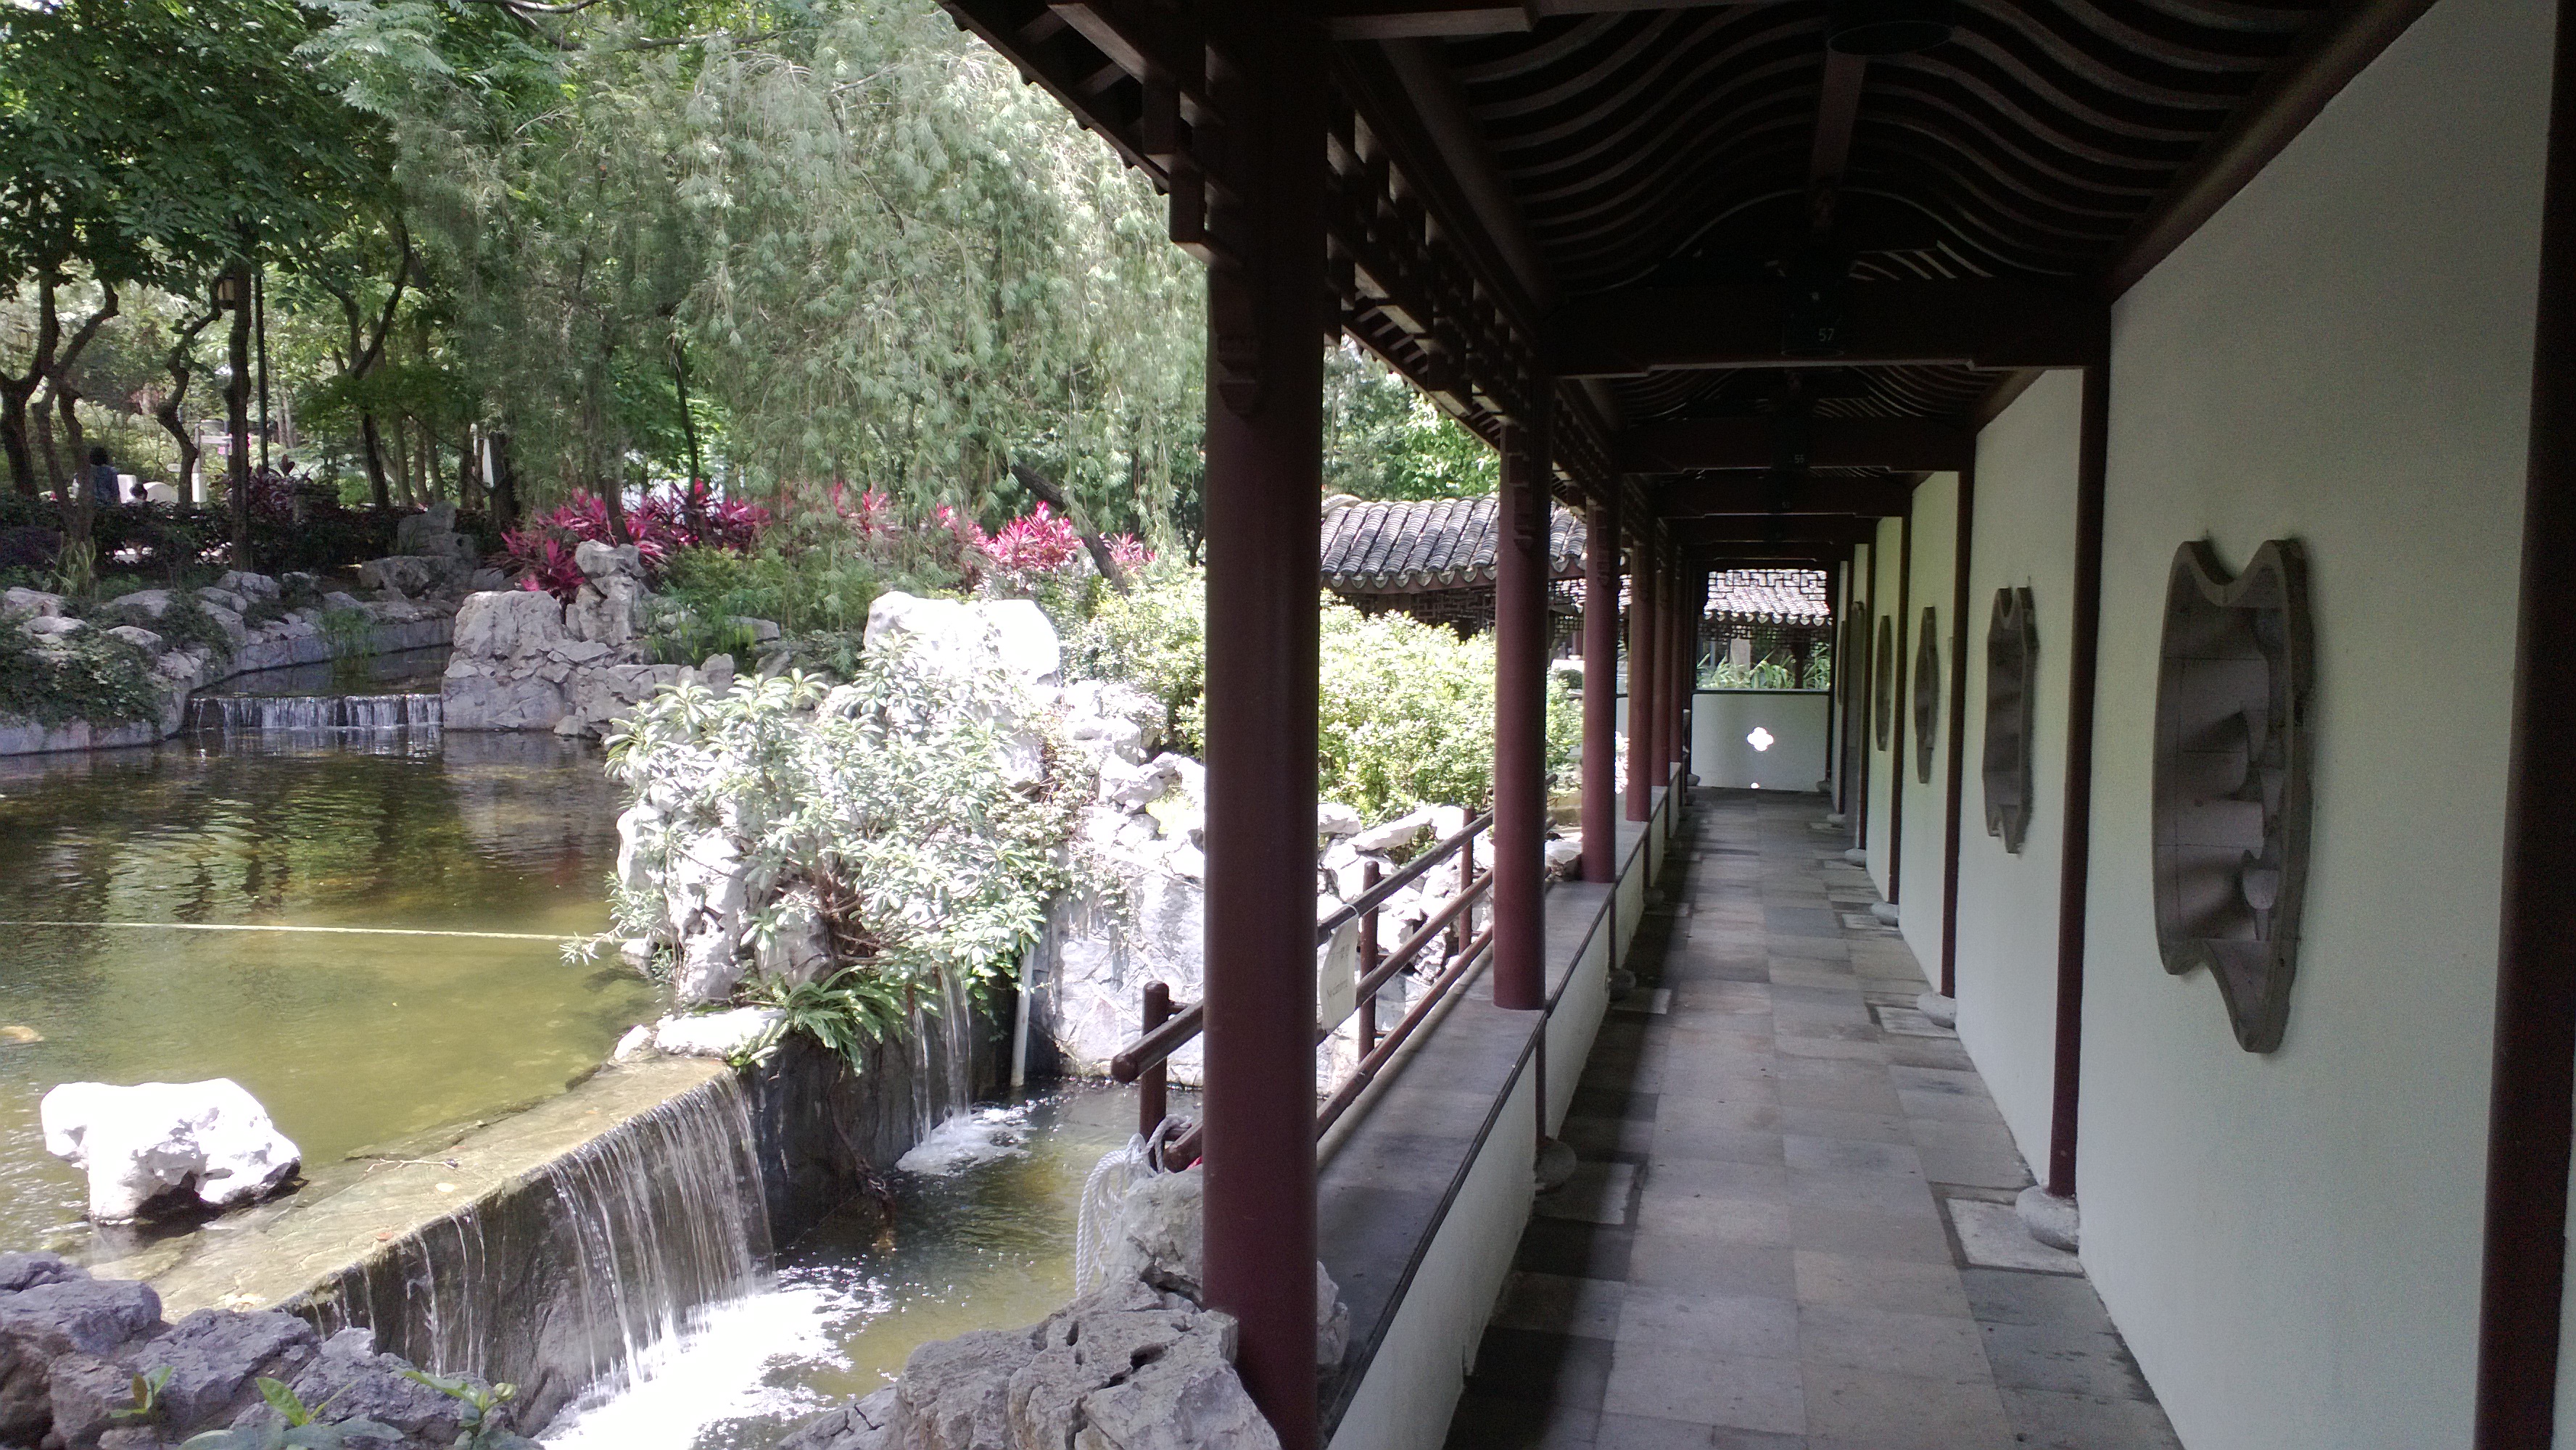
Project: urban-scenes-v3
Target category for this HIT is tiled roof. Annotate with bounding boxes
[1320,496,1586,594]
[1704,569,1832,627]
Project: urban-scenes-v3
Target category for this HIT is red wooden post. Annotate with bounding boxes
[1626,534,1657,821]
[1582,494,1621,882]
[1492,415,1550,1010]
[1196,15,1324,1444]
[1139,981,1171,1136]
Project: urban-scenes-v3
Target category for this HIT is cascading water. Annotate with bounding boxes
[303,1072,774,1430]
[187,692,443,734]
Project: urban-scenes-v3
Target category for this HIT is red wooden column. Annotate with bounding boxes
[1582,491,1622,882]
[1492,416,1551,1009]
[1196,18,1324,1446]
[1654,555,1680,774]
[1625,531,1657,821]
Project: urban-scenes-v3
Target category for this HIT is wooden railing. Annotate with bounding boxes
[1109,812,1498,1165]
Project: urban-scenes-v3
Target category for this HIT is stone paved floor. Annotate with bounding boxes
[1442,790,2184,1450]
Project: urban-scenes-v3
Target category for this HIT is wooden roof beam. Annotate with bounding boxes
[1550,281,2107,376]
[1654,474,1923,518]
[1625,417,1970,474]
[1326,0,1749,40]
[1674,517,1883,547]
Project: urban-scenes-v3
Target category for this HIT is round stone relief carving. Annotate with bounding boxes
[1912,606,1939,784]
[1873,614,1895,750]
[1982,587,2036,853]
[2152,539,2314,1053]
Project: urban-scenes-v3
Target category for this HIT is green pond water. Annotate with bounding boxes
[0,729,661,1254]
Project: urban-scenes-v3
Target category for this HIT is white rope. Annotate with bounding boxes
[0,921,576,941]
[1073,1133,1152,1293]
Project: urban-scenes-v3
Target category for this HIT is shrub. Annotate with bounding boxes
[503,484,770,601]
[0,627,165,726]
[603,648,1080,1017]
[1311,600,1582,821]
[1067,561,1205,753]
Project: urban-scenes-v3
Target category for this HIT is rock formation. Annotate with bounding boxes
[38,1080,301,1222]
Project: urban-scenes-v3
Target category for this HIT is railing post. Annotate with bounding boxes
[1140,981,1171,1137]
[1358,863,1382,1055]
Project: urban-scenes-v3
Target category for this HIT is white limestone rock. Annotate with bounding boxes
[651,1007,785,1058]
[1097,756,1179,811]
[564,542,650,652]
[1316,802,1363,838]
[1350,806,1434,854]
[1060,680,1163,766]
[1545,836,1585,873]
[214,571,280,601]
[4,587,67,619]
[38,1079,300,1221]
[99,589,176,623]
[22,616,84,639]
[665,832,757,1004]
[193,587,247,615]
[106,626,162,652]
[1100,1166,1348,1368]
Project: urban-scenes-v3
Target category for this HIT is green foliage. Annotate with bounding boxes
[1702,645,1831,691]
[1321,341,1498,502]
[136,596,236,669]
[1065,562,1205,753]
[738,964,912,1073]
[1313,599,1579,821]
[604,650,1079,1016]
[176,1377,400,1449]
[0,624,163,726]
[395,1369,536,1450]
[110,1366,173,1424]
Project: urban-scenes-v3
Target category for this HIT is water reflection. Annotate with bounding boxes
[0,732,660,1253]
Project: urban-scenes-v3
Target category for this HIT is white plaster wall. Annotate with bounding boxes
[2077,0,2546,1443]
[1952,370,2084,1167]
[1863,518,1903,898]
[1897,473,1957,967]
[1692,690,1831,790]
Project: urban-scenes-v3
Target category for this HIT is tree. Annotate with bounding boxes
[1321,339,1498,501]
[0,0,386,566]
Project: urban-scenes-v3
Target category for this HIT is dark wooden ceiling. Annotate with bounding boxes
[941,0,2430,526]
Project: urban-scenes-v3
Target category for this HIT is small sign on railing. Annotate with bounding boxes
[1318,920,1359,1030]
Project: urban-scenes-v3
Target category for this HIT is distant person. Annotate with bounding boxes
[87,447,117,507]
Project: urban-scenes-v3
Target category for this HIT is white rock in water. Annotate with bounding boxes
[970,598,1060,685]
[651,1007,784,1058]
[1316,802,1363,838]
[613,1024,656,1060]
[40,1079,301,1221]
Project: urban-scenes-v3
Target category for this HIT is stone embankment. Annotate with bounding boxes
[441,541,737,739]
[0,1253,515,1450]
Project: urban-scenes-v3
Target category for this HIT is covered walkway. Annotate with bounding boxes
[1449,790,2180,1450]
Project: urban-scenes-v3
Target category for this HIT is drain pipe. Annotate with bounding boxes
[2474,0,2576,1436]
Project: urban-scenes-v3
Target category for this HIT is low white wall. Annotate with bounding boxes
[1690,690,1830,791]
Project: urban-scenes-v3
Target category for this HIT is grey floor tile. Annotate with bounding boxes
[1778,1106,1912,1144]
[1604,1342,1807,1433]
[1783,1135,1924,1177]
[1593,1413,1722,1449]
[1799,1362,2015,1450]
[1958,1269,2119,1331]
[1791,1251,1974,1317]
[1995,1385,2186,1450]
[1492,1269,1630,1338]
[1447,1393,1602,1449]
[1616,1285,1800,1357]
[1978,1322,2156,1399]
[1627,1233,1799,1298]
[1798,1303,1992,1380]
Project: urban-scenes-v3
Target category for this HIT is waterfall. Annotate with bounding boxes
[188,692,442,734]
[302,1072,772,1430]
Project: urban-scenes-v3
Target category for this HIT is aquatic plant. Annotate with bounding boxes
[176,1375,401,1448]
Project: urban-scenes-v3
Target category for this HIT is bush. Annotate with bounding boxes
[1066,561,1205,753]
[1313,600,1577,821]
[0,627,165,726]
[603,649,1080,1014]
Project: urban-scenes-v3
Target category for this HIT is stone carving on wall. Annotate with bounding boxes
[2152,539,2314,1053]
[1873,614,1895,750]
[1983,587,2037,853]
[1912,606,1940,784]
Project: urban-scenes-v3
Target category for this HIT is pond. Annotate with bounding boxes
[0,729,661,1254]
[542,1085,1160,1449]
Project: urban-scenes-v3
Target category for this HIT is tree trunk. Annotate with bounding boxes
[359,413,393,513]
[3,277,61,498]
[54,383,95,593]
[1009,461,1131,593]
[154,298,220,510]
[227,263,254,568]
[1,387,36,498]
[491,432,520,532]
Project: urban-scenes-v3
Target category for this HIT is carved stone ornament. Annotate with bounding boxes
[2152,539,2314,1053]
[1873,614,1895,750]
[1982,587,2037,853]
[1912,606,1940,784]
